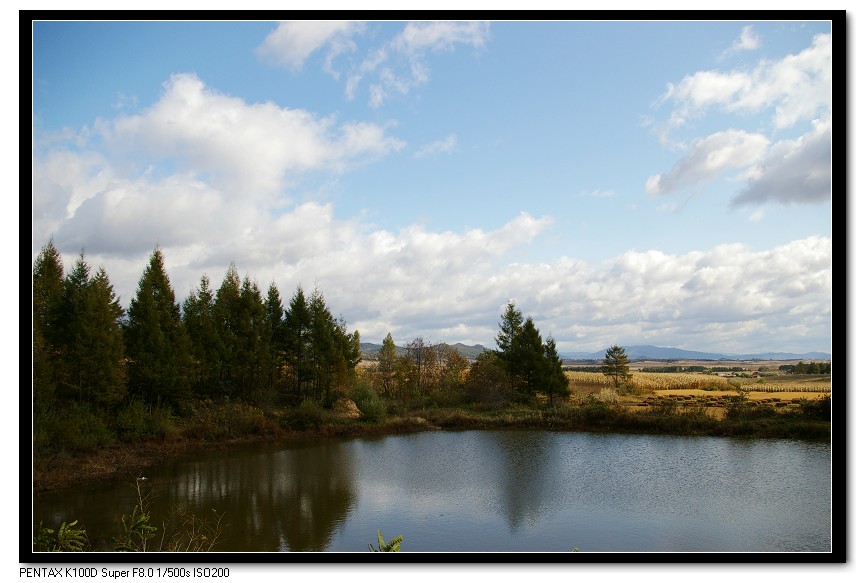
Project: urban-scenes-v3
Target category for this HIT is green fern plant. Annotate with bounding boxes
[33,520,88,552]
[113,479,158,551]
[368,529,402,552]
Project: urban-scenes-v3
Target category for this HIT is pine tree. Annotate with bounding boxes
[602,345,632,389]
[493,301,567,405]
[285,286,311,404]
[511,317,545,403]
[49,253,126,406]
[237,276,268,396]
[213,264,242,395]
[125,247,191,406]
[542,335,569,406]
[84,265,127,406]
[32,239,65,407]
[54,252,91,402]
[264,281,287,393]
[182,275,222,396]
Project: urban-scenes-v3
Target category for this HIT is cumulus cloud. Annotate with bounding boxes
[35,179,832,355]
[646,130,770,197]
[95,73,405,198]
[256,21,362,72]
[414,134,458,158]
[731,114,831,206]
[659,32,831,130]
[647,32,831,207]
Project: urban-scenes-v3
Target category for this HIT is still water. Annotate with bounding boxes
[33,430,831,552]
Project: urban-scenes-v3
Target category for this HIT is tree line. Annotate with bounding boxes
[370,301,571,410]
[32,240,362,450]
[779,362,831,374]
[33,241,576,452]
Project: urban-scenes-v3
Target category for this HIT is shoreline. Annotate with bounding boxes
[31,409,830,495]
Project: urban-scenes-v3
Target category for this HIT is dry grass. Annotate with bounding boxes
[566,370,830,401]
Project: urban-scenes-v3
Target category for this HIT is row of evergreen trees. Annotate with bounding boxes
[32,240,573,453]
[32,240,361,418]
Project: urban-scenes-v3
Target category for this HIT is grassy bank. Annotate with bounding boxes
[32,390,831,494]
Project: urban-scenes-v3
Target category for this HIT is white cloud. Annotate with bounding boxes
[732,113,832,207]
[646,129,770,197]
[33,146,831,354]
[414,134,458,158]
[344,21,491,108]
[393,21,490,54]
[256,21,362,72]
[95,73,405,198]
[659,32,831,130]
[647,32,831,207]
[722,25,761,58]
[748,209,765,222]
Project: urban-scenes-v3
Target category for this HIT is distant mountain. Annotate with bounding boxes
[560,345,830,361]
[360,341,487,360]
[360,342,829,362]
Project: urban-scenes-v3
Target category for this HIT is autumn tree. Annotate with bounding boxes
[465,350,509,408]
[602,345,632,388]
[376,333,399,399]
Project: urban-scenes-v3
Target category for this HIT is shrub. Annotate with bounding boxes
[54,402,115,453]
[116,399,150,442]
[149,401,181,440]
[798,394,831,421]
[573,394,620,426]
[283,399,331,431]
[350,381,387,422]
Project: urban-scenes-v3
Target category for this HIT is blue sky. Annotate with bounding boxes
[31,20,834,355]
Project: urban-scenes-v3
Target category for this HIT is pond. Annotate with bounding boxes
[32,430,832,553]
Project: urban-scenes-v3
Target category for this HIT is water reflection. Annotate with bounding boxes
[33,431,831,552]
[162,440,358,551]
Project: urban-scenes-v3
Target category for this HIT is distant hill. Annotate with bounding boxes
[360,342,829,362]
[560,345,831,361]
[360,341,487,360]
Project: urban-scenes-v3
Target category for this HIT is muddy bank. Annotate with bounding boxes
[32,418,437,494]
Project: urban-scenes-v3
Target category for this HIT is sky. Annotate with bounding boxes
[30,19,834,356]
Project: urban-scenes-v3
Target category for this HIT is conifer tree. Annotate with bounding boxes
[237,276,268,396]
[32,239,65,407]
[285,286,311,404]
[542,335,570,406]
[264,282,287,392]
[125,247,191,406]
[50,253,126,406]
[512,317,545,403]
[213,264,242,395]
[602,345,632,388]
[83,265,127,406]
[493,301,568,405]
[182,275,221,396]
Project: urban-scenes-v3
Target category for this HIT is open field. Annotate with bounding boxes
[566,369,830,419]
